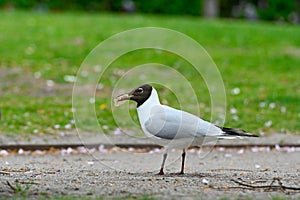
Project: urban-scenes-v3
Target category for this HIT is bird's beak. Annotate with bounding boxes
[114,93,133,106]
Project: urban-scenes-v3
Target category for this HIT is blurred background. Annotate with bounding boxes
[1,0,299,23]
[0,0,299,141]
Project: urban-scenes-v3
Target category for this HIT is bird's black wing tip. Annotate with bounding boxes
[218,126,259,137]
[245,133,259,137]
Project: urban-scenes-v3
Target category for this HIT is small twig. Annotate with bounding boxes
[0,170,10,175]
[218,186,256,191]
[231,178,300,192]
[17,180,41,185]
[6,180,32,196]
[268,177,285,193]
[6,181,17,192]
[231,179,269,189]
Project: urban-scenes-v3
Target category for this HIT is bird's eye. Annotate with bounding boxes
[136,88,143,94]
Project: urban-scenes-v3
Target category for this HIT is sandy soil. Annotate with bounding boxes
[1,147,299,199]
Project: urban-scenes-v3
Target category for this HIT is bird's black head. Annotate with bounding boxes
[128,84,153,107]
[114,84,153,108]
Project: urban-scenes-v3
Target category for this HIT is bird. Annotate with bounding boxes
[114,84,258,175]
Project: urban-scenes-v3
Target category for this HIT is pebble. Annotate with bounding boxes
[18,148,24,154]
[237,149,244,155]
[202,178,209,185]
[0,150,9,156]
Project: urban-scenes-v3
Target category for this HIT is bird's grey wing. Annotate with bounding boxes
[194,115,224,137]
[144,105,223,139]
[144,105,182,139]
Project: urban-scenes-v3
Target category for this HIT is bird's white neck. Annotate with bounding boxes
[137,88,160,126]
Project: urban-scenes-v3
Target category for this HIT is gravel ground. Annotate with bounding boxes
[1,147,299,199]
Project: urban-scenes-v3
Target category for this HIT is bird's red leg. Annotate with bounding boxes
[179,149,186,174]
[157,149,168,175]
[158,168,164,175]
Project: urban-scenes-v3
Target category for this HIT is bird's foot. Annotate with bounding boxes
[157,169,164,175]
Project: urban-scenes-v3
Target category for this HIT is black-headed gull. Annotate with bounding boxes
[114,84,258,175]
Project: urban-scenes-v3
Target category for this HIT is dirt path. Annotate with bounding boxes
[1,147,299,199]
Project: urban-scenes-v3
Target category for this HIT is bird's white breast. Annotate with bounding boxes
[136,88,160,136]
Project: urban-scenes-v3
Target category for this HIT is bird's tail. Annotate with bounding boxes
[218,126,259,138]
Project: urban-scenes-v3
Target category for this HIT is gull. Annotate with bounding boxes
[114,84,258,175]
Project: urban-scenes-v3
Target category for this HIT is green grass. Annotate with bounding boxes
[0,195,157,200]
[0,11,299,138]
[0,195,296,200]
[219,198,298,200]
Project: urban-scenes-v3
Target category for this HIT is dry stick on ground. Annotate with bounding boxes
[0,171,10,175]
[6,180,41,193]
[6,181,18,192]
[17,180,42,185]
[231,177,300,193]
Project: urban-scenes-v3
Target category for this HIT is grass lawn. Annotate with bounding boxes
[0,11,299,139]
